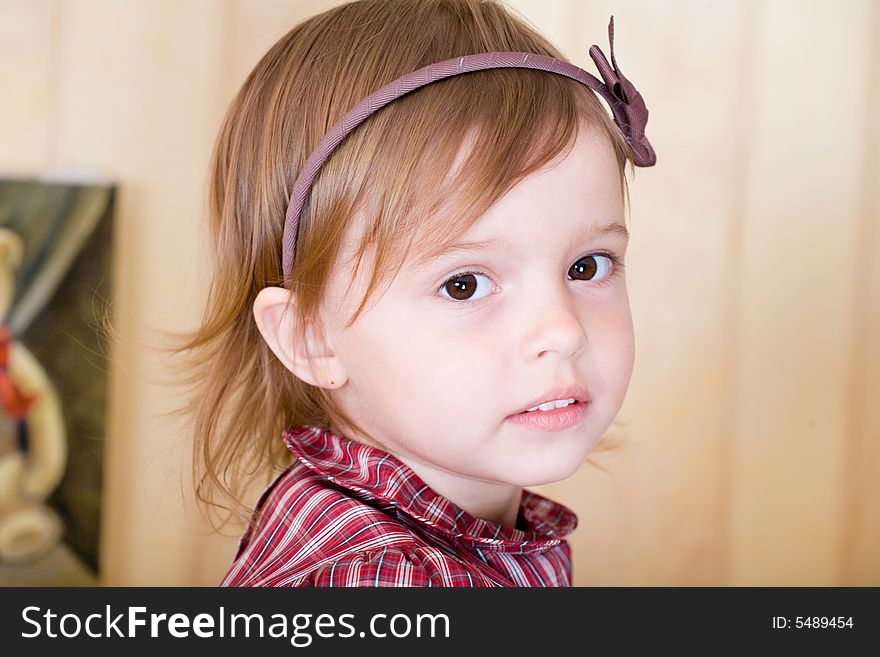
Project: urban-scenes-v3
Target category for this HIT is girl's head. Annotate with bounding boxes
[179,0,639,524]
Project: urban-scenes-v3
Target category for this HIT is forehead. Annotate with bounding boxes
[412,126,625,264]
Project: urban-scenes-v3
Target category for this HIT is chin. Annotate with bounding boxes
[502,429,599,486]
[505,454,586,487]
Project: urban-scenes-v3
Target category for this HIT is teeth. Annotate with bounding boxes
[526,398,575,412]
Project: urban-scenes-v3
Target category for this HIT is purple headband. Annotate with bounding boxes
[281,15,655,280]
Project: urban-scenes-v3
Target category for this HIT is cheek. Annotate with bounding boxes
[338,311,446,389]
[594,302,635,391]
[340,311,495,414]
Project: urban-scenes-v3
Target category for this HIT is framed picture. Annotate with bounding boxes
[0,178,114,586]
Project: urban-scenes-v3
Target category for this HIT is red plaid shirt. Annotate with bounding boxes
[221,425,578,587]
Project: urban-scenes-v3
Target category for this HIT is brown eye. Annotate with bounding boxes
[569,255,613,281]
[439,271,492,302]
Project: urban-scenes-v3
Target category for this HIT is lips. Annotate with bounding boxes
[507,399,588,431]
[511,384,591,416]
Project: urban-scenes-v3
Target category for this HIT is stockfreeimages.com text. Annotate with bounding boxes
[21,605,450,646]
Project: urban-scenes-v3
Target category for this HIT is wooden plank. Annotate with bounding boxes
[729,0,874,585]
[841,0,880,586]
[0,0,56,172]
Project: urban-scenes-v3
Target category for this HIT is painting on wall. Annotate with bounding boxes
[0,177,114,586]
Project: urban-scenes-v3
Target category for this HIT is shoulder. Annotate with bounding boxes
[222,462,427,587]
[306,545,494,587]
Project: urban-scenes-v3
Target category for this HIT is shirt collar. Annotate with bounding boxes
[282,425,578,551]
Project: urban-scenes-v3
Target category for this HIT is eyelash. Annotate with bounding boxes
[436,251,625,307]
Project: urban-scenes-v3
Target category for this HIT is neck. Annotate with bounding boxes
[393,453,523,529]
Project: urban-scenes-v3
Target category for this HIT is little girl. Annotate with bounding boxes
[178,0,655,587]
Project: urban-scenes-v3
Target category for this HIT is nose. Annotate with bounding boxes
[518,280,587,361]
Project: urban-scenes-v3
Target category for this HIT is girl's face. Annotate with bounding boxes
[321,124,634,489]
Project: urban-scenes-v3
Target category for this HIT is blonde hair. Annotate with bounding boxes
[171,0,636,529]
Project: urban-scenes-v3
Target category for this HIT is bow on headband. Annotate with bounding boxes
[588,16,655,168]
[281,15,656,279]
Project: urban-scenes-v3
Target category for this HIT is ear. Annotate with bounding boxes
[252,286,348,389]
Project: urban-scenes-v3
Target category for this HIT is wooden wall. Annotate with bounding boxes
[1,0,877,585]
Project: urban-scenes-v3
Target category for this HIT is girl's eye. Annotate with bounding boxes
[438,271,494,303]
[568,253,617,282]
[436,253,622,305]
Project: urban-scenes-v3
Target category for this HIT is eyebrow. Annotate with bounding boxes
[417,222,629,264]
